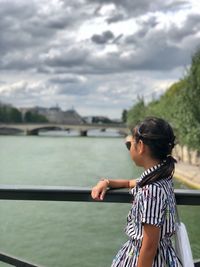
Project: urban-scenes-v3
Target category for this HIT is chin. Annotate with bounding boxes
[133,159,142,167]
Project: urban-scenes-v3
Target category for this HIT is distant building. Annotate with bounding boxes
[19,106,122,125]
[20,106,86,124]
[83,116,118,124]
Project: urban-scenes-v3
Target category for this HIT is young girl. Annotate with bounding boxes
[91,117,181,267]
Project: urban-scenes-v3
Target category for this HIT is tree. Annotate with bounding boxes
[126,48,200,151]
[121,109,128,123]
[9,108,22,122]
[24,111,48,123]
[0,105,22,122]
[127,97,147,128]
[175,49,200,150]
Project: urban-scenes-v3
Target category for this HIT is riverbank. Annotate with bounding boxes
[175,161,200,189]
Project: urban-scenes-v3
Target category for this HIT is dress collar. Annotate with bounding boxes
[137,162,163,185]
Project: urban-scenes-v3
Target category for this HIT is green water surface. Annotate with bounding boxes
[0,135,199,266]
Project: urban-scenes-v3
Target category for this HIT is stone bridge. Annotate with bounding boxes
[0,123,129,136]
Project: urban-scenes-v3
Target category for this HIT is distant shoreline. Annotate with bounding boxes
[174,162,200,189]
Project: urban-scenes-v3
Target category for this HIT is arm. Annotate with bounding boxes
[137,224,160,267]
[91,179,137,201]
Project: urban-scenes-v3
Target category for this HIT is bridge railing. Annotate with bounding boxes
[0,122,129,136]
[0,186,200,267]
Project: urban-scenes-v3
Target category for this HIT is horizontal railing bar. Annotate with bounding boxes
[0,186,199,266]
[194,260,200,267]
[0,251,41,267]
[0,253,199,267]
[0,185,200,205]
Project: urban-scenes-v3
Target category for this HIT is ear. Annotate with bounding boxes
[138,140,145,155]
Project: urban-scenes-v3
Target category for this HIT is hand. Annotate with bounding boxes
[91,180,108,201]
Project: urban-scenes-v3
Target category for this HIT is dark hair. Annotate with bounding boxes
[131,117,177,187]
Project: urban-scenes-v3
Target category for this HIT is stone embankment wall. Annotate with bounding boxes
[173,145,200,166]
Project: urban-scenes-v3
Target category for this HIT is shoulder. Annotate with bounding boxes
[140,183,167,202]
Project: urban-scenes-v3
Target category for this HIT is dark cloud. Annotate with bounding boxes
[139,16,159,29]
[168,13,200,42]
[160,0,190,12]
[127,45,187,71]
[0,0,199,117]
[54,81,92,96]
[0,53,37,71]
[91,30,115,44]
[41,50,122,75]
[87,0,189,17]
[106,13,126,24]
[122,12,200,71]
[41,47,89,69]
[0,0,198,75]
[49,75,86,84]
[112,34,123,44]
[0,0,89,67]
[87,0,153,14]
[41,23,196,76]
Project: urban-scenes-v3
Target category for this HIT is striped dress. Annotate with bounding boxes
[111,164,181,267]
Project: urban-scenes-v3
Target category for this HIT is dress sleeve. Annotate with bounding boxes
[140,184,166,227]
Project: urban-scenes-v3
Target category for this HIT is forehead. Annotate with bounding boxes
[125,135,134,142]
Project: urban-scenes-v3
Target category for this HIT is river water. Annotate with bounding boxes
[0,133,199,266]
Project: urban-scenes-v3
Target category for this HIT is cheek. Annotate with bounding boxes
[130,153,135,161]
[130,146,137,160]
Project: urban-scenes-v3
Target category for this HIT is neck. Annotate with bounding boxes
[142,158,160,170]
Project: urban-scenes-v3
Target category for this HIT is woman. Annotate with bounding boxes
[91,117,181,267]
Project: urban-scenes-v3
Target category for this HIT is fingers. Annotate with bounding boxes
[91,186,107,201]
[91,187,101,200]
[91,186,99,200]
[100,188,106,200]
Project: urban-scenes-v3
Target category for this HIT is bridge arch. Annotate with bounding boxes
[0,126,23,135]
[26,126,64,135]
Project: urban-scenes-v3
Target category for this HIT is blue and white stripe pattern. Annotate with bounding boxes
[111,164,181,267]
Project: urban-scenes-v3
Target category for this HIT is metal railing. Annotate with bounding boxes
[0,185,200,266]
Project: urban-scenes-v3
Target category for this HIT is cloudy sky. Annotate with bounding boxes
[0,0,200,118]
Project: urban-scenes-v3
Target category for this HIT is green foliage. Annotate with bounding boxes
[176,49,200,150]
[121,109,128,123]
[0,104,48,123]
[24,111,48,123]
[126,48,200,151]
[0,105,22,122]
[127,97,147,128]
